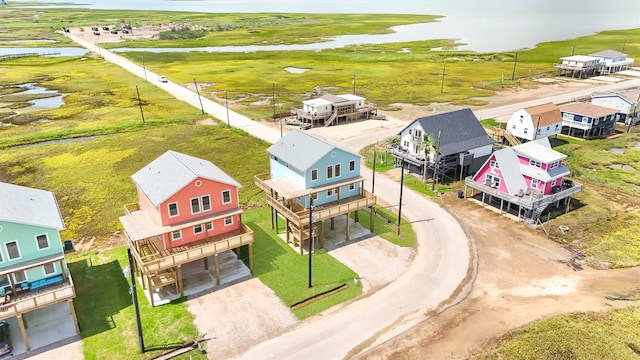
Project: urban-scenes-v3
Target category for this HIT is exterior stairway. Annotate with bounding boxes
[324,111,338,127]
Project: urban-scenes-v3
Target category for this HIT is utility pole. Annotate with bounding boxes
[432,131,441,191]
[440,59,446,93]
[622,37,626,52]
[372,145,377,194]
[135,85,145,123]
[308,197,314,288]
[397,159,405,236]
[141,55,147,81]
[353,73,356,95]
[225,86,230,128]
[571,45,575,56]
[194,78,204,114]
[272,82,276,121]
[511,51,518,81]
[128,248,145,353]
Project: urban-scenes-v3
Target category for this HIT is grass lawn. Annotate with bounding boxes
[67,247,205,360]
[243,206,358,320]
[483,306,640,360]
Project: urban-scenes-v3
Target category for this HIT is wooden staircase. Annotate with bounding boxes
[324,111,338,127]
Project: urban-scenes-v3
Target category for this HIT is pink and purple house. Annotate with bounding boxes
[463,138,582,225]
[119,150,254,306]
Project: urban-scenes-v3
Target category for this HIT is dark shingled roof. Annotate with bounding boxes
[404,108,494,156]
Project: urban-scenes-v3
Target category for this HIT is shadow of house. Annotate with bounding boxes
[69,259,131,338]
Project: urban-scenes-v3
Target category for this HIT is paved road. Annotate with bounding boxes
[66,32,640,359]
[473,77,640,120]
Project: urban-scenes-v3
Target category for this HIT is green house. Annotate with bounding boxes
[0,182,78,352]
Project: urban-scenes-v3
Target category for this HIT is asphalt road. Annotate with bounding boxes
[66,31,640,359]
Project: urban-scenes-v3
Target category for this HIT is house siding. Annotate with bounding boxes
[161,213,241,247]
[270,156,305,188]
[304,149,361,207]
[160,177,239,227]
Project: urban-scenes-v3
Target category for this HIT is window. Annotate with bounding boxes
[484,174,500,188]
[224,216,233,226]
[529,159,542,168]
[327,189,334,196]
[519,115,523,123]
[312,192,318,201]
[222,190,232,204]
[43,263,56,276]
[13,271,27,285]
[205,222,213,231]
[171,230,182,241]
[335,164,341,177]
[6,241,20,260]
[490,160,499,168]
[191,198,201,214]
[327,165,333,179]
[512,124,516,129]
[549,160,560,169]
[202,195,211,211]
[36,233,50,250]
[546,126,550,131]
[531,179,539,188]
[523,128,529,134]
[311,169,318,181]
[412,129,422,141]
[349,160,355,172]
[194,224,203,235]
[168,202,179,217]
[349,183,356,191]
[555,124,559,129]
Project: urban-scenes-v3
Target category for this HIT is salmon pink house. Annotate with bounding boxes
[462,138,582,225]
[119,150,254,306]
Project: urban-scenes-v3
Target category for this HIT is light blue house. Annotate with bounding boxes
[255,130,376,254]
[0,182,78,351]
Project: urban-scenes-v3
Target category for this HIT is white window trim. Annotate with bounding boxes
[205,222,213,231]
[201,194,212,212]
[35,233,50,251]
[531,178,539,188]
[193,224,204,235]
[13,271,28,285]
[190,197,202,215]
[349,183,355,191]
[349,160,356,172]
[327,165,334,179]
[529,159,542,168]
[171,230,182,241]
[311,169,318,181]
[43,263,56,276]
[168,202,179,218]
[327,189,334,197]
[549,160,560,169]
[490,160,499,169]
[5,240,21,261]
[221,190,232,205]
[224,216,234,226]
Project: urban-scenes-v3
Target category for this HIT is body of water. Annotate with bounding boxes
[12,0,640,52]
[0,47,88,56]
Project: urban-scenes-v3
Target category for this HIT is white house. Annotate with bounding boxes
[553,55,601,78]
[507,102,563,141]
[591,88,640,125]
[589,50,635,74]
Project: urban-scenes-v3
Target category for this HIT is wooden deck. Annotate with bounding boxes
[0,280,75,319]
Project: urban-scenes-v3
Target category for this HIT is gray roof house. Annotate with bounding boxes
[392,108,494,179]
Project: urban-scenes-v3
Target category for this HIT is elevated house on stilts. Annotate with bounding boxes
[254,130,376,254]
[119,150,254,306]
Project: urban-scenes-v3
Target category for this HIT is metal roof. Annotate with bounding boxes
[131,150,241,208]
[404,108,494,156]
[589,50,627,58]
[0,182,65,230]
[266,130,360,172]
[560,102,618,118]
[560,55,601,62]
[491,150,527,195]
[513,137,566,163]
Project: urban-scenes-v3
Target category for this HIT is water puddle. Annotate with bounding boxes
[3,39,58,44]
[18,136,98,148]
[284,67,309,74]
[609,163,636,171]
[0,83,67,110]
[607,147,625,155]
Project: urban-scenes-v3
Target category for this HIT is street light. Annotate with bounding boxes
[397,159,405,235]
[308,197,316,288]
[127,248,145,353]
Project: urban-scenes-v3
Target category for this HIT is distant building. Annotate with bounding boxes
[559,102,618,139]
[254,130,376,254]
[119,150,254,306]
[293,93,377,128]
[506,102,563,143]
[591,87,640,125]
[553,50,635,78]
[589,50,635,74]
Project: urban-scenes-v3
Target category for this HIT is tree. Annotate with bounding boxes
[416,133,435,183]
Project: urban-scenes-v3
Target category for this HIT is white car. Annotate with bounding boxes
[158,76,168,83]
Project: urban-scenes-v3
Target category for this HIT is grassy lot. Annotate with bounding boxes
[241,206,362,320]
[482,306,640,360]
[67,247,205,360]
[0,123,270,241]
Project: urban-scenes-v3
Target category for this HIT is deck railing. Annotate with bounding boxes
[136,224,254,273]
[465,177,582,209]
[0,280,75,319]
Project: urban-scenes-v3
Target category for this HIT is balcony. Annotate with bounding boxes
[0,278,75,319]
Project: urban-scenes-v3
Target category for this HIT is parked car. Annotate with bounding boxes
[158,76,168,83]
[0,321,11,357]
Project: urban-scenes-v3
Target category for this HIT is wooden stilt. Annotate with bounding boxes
[18,314,29,351]
[69,300,80,335]
[275,210,279,233]
[482,192,486,207]
[204,256,209,270]
[249,243,254,274]
[285,218,290,243]
[149,285,154,307]
[565,196,572,214]
[214,254,221,285]
[370,206,374,232]
[331,218,335,230]
[500,198,504,214]
[319,220,324,248]
[354,210,359,223]
[346,213,350,241]
[177,265,183,297]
